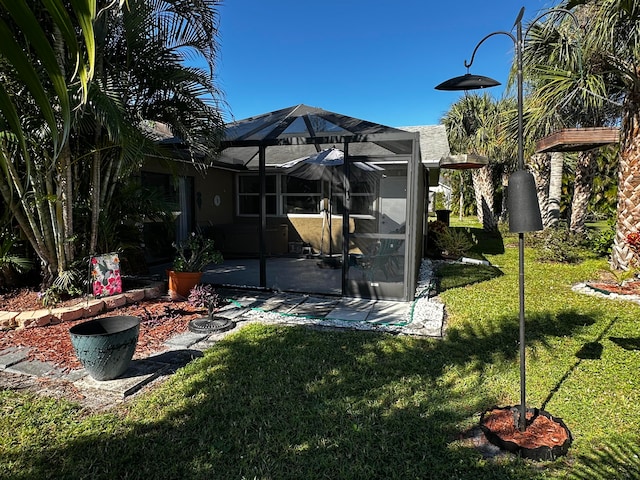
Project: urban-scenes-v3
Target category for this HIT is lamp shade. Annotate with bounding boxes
[435,74,501,91]
[508,170,543,233]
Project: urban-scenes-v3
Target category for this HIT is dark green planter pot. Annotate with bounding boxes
[69,316,140,381]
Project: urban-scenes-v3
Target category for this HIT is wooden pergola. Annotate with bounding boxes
[535,127,619,153]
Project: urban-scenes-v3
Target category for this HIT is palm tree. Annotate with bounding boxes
[528,152,552,225]
[441,93,511,231]
[0,0,100,284]
[80,0,225,254]
[560,0,640,268]
[521,2,623,234]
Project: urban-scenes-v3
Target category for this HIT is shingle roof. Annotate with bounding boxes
[396,125,450,168]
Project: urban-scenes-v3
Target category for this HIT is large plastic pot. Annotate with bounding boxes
[69,316,140,381]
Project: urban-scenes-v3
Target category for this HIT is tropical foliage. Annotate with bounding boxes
[524,0,639,267]
[442,0,638,271]
[0,0,225,288]
[441,93,515,231]
[172,231,223,273]
[0,228,33,289]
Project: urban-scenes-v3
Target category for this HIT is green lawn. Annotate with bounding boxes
[1,222,639,479]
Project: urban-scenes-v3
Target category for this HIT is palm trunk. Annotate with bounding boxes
[0,147,58,283]
[611,94,640,270]
[471,165,497,231]
[89,52,105,255]
[499,172,509,223]
[58,141,75,262]
[548,151,564,227]
[89,139,101,254]
[458,173,465,221]
[529,153,551,227]
[570,150,597,233]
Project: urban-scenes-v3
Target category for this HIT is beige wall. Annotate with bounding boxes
[289,215,377,253]
[141,160,235,228]
[193,168,234,228]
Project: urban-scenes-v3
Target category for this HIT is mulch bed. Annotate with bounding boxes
[586,280,640,296]
[0,296,206,372]
[481,408,569,450]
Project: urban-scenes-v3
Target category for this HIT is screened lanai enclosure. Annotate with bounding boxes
[201,104,434,302]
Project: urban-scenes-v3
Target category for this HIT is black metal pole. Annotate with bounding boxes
[515,11,527,433]
[341,142,350,296]
[434,4,579,435]
[259,145,266,288]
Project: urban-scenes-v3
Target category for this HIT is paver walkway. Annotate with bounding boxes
[0,262,445,408]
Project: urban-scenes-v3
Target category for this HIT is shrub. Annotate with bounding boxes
[172,231,223,272]
[434,227,475,258]
[587,223,615,257]
[40,270,85,307]
[0,234,33,289]
[530,224,591,263]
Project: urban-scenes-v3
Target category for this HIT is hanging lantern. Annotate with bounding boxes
[508,170,543,233]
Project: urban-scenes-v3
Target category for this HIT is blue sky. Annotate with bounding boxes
[216,0,557,127]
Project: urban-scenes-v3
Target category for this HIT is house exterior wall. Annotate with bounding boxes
[141,160,235,231]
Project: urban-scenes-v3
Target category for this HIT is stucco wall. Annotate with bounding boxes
[141,160,235,228]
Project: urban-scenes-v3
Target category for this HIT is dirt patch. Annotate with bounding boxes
[479,406,572,461]
[481,408,569,449]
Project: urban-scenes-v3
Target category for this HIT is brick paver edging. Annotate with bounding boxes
[0,281,166,330]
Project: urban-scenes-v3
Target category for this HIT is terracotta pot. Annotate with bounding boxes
[167,270,203,300]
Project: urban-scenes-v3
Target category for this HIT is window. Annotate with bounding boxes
[283,176,321,214]
[236,171,379,217]
[238,174,277,215]
[334,178,378,216]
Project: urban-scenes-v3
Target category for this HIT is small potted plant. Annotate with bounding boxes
[168,231,223,300]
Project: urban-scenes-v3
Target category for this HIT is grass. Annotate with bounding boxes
[1,219,639,479]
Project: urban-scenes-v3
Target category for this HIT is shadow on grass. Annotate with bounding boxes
[609,336,640,351]
[569,439,640,479]
[435,262,504,292]
[467,227,505,256]
[540,317,616,411]
[2,305,605,479]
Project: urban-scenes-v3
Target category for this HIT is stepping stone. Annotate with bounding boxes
[261,294,307,313]
[164,331,210,348]
[292,297,340,317]
[325,298,374,322]
[366,301,411,326]
[74,359,169,398]
[325,306,371,322]
[7,358,57,377]
[0,346,31,369]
